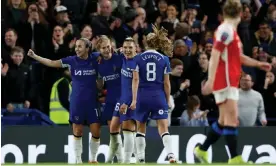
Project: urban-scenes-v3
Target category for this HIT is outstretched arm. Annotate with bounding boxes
[27,49,62,68]
[240,54,259,67]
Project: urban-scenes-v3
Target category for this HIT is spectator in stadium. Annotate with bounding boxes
[42,25,72,115]
[4,47,33,112]
[5,0,26,28]
[36,0,54,26]
[113,9,143,47]
[238,74,267,126]
[17,3,49,60]
[262,71,276,126]
[204,39,213,56]
[252,21,276,56]
[49,70,72,124]
[2,29,18,65]
[162,4,179,28]
[172,39,191,79]
[90,0,121,37]
[174,22,193,51]
[238,3,254,56]
[54,5,80,40]
[80,25,93,40]
[267,9,276,32]
[189,53,208,96]
[169,58,189,126]
[180,95,209,127]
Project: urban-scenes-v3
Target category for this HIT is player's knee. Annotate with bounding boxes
[122,120,136,131]
[73,129,83,137]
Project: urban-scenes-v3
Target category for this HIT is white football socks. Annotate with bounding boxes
[123,131,135,163]
[161,132,175,160]
[135,132,146,163]
[73,137,82,164]
[89,137,100,162]
[107,133,123,163]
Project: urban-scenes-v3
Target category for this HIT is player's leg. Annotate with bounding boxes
[122,119,136,164]
[105,103,123,163]
[134,101,150,163]
[223,99,244,163]
[194,90,226,163]
[69,107,85,164]
[72,123,84,164]
[107,116,123,163]
[135,121,147,163]
[89,122,101,163]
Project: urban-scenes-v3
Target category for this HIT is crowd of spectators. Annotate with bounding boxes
[1,0,276,126]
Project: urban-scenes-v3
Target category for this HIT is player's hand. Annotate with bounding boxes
[258,62,271,72]
[261,120,267,126]
[27,49,36,58]
[202,79,213,95]
[129,101,136,110]
[1,63,9,76]
[119,103,128,114]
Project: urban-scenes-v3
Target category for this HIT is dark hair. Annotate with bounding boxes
[5,28,18,36]
[170,58,183,69]
[187,95,200,120]
[223,0,242,19]
[10,46,25,55]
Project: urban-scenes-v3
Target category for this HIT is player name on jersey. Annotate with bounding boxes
[141,54,162,61]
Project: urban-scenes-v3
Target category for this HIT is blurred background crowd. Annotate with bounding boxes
[1,0,276,126]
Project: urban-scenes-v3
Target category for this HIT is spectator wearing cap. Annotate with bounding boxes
[90,0,121,37]
[54,5,80,41]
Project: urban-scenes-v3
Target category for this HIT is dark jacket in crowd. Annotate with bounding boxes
[4,63,33,105]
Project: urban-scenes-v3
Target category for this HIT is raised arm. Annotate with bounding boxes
[27,49,62,68]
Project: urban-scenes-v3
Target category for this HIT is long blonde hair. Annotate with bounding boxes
[146,25,173,57]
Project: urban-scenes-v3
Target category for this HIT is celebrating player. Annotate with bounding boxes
[119,37,138,163]
[194,0,271,164]
[95,35,123,163]
[27,38,101,164]
[130,26,177,163]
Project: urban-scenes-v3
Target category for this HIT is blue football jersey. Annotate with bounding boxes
[61,55,98,103]
[120,56,136,104]
[134,50,171,91]
[98,53,123,103]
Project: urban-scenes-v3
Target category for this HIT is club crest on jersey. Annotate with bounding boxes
[221,32,229,42]
[158,109,164,115]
